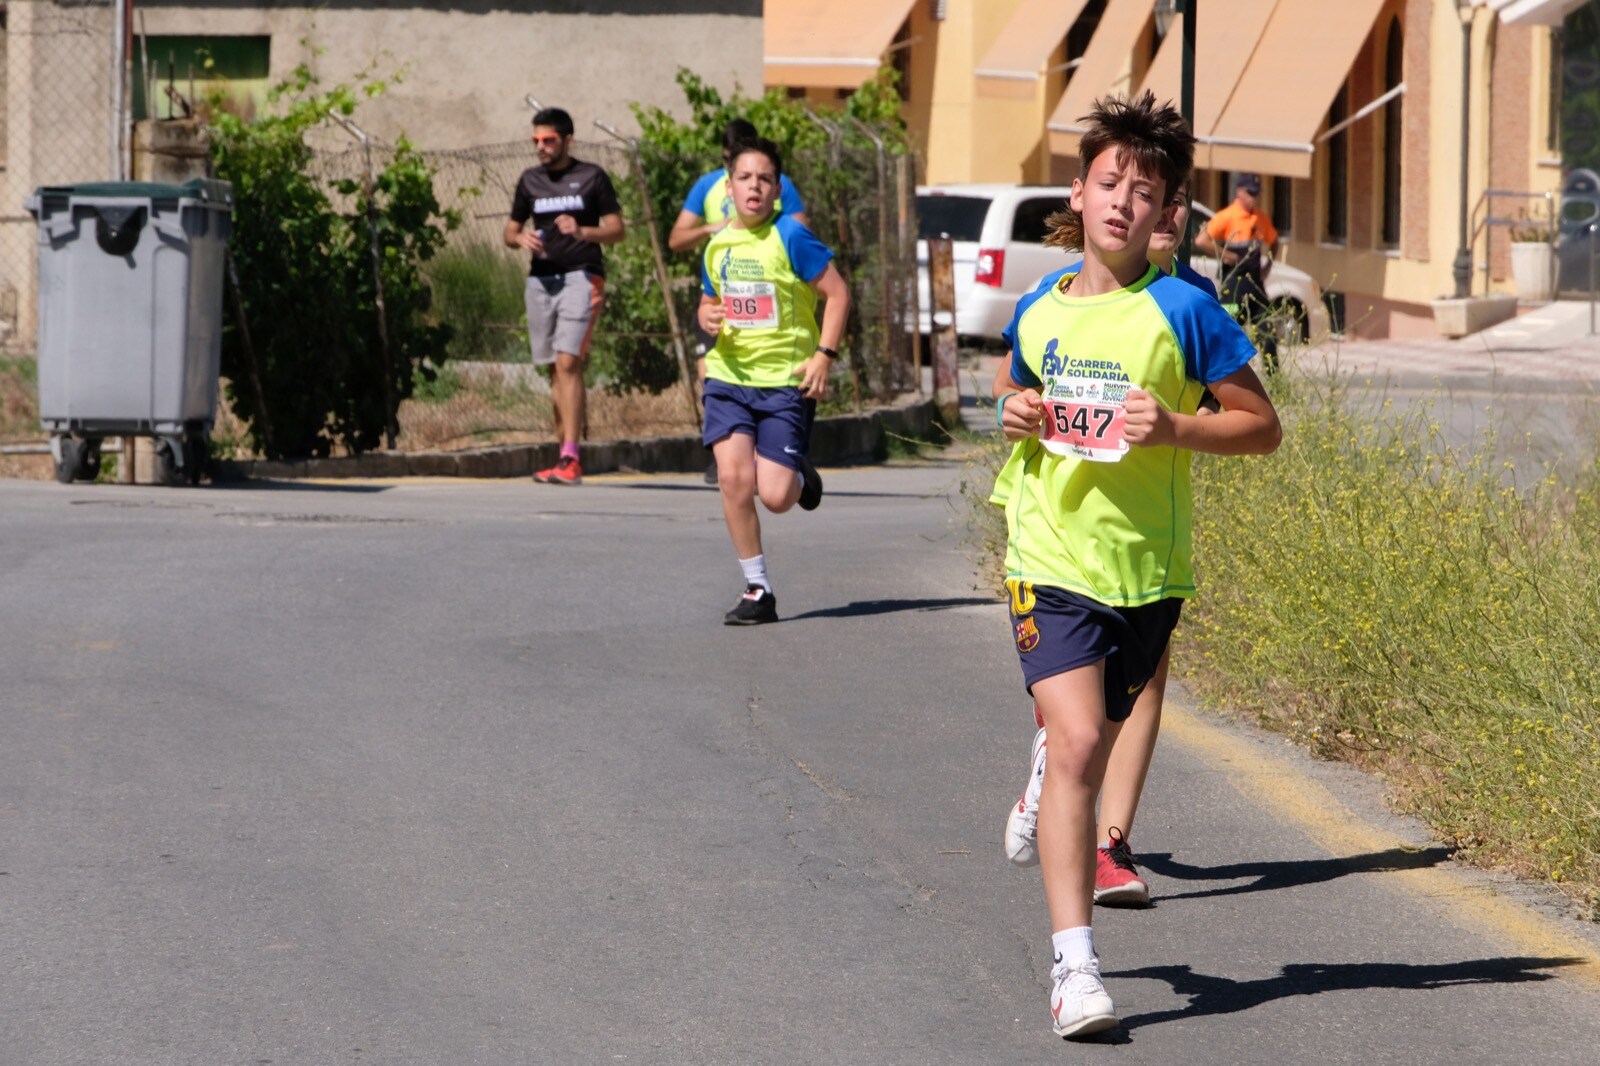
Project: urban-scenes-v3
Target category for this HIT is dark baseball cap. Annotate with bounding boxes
[1236,173,1263,194]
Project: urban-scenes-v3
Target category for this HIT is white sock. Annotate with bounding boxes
[1052,926,1095,970]
[739,555,771,593]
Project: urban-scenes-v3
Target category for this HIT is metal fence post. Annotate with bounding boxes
[852,118,892,406]
[330,114,397,449]
[595,120,700,431]
[896,152,921,396]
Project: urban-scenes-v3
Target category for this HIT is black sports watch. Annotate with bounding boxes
[815,345,839,359]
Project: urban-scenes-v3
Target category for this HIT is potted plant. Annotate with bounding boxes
[1509,210,1556,302]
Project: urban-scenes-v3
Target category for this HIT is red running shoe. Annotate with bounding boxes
[1093,827,1150,907]
[534,456,582,485]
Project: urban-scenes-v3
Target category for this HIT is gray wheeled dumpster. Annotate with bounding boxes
[25,178,233,484]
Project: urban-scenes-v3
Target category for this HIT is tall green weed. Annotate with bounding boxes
[1185,376,1600,897]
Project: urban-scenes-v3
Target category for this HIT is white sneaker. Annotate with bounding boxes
[1003,728,1048,866]
[1049,955,1118,1039]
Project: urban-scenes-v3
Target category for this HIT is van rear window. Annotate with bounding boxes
[917,195,990,242]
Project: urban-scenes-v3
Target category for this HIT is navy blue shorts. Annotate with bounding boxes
[1008,582,1182,722]
[702,379,816,471]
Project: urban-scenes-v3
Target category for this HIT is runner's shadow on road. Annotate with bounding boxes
[788,596,996,620]
[1137,845,1453,901]
[617,483,942,500]
[207,480,391,494]
[1110,956,1585,1032]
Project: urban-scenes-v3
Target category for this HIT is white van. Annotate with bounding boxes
[915,184,1074,343]
[915,184,1328,346]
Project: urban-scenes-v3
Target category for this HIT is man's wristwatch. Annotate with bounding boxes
[815,345,839,359]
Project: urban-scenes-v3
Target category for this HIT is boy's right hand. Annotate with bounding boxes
[699,299,726,335]
[999,390,1044,441]
[517,229,545,256]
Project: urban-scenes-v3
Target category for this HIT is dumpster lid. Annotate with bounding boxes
[31,178,232,205]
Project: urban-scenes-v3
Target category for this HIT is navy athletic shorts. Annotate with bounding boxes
[1008,581,1182,722]
[701,379,815,471]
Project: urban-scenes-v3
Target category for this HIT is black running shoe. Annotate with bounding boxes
[724,584,778,625]
[790,450,823,511]
[704,459,719,486]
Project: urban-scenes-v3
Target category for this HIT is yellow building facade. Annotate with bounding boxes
[764,0,1583,338]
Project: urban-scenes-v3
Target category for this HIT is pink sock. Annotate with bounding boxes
[560,441,580,462]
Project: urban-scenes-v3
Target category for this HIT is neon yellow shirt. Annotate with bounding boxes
[991,264,1255,606]
[701,214,834,389]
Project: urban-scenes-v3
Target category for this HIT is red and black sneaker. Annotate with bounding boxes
[1094,827,1150,907]
[724,584,778,626]
[534,456,582,485]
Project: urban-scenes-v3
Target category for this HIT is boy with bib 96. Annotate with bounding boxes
[991,92,1281,1038]
[697,138,850,625]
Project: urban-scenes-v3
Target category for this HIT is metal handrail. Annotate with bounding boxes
[1468,189,1555,297]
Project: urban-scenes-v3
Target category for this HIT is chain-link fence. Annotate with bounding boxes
[1,1,119,449]
[325,134,920,457]
[0,6,922,460]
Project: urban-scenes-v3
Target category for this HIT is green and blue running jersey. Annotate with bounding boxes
[683,167,806,227]
[991,262,1255,607]
[701,214,834,389]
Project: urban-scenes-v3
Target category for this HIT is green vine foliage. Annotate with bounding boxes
[623,68,912,399]
[208,64,458,458]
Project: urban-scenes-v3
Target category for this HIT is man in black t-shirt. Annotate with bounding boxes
[504,107,625,485]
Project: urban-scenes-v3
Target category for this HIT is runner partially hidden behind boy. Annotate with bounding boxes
[698,137,849,624]
[670,119,809,485]
[991,92,1281,1038]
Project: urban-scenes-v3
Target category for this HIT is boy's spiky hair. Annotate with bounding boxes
[1043,90,1195,251]
[730,136,784,178]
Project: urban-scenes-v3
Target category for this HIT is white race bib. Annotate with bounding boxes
[1038,375,1129,462]
[723,280,779,330]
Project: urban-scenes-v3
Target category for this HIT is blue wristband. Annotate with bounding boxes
[996,391,1018,429]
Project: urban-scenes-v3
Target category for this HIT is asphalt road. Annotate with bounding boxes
[4,463,1600,1064]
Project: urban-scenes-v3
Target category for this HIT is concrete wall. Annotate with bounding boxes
[135,2,763,149]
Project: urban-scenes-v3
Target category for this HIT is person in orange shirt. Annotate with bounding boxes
[1196,173,1280,371]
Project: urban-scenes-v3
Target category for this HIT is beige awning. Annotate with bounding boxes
[1204,0,1389,178]
[763,0,918,90]
[1137,0,1276,149]
[1046,0,1157,158]
[975,0,1093,100]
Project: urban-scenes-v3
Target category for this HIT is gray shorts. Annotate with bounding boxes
[524,270,605,365]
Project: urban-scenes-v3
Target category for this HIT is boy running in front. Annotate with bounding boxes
[997,180,1228,906]
[991,92,1280,1038]
[698,138,850,625]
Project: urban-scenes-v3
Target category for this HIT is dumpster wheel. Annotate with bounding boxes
[151,437,186,487]
[53,435,102,484]
[183,431,209,486]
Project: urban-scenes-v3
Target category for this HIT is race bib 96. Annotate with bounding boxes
[723,281,779,330]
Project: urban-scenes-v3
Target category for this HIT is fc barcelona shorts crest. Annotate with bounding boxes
[1006,579,1182,722]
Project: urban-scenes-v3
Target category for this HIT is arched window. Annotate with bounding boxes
[1325,85,1349,242]
[1381,17,1404,246]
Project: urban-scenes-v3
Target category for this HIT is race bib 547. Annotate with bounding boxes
[1038,375,1128,462]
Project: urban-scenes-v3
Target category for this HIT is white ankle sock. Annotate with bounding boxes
[1052,926,1095,969]
[739,555,771,592]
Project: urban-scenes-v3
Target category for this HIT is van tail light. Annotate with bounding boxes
[975,248,1005,287]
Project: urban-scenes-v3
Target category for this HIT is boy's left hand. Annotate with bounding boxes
[794,352,832,400]
[1122,388,1175,448]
